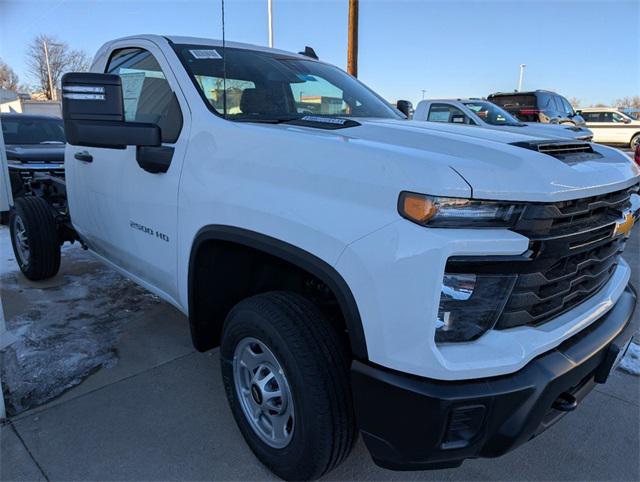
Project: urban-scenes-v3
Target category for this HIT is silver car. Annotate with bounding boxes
[414,98,593,141]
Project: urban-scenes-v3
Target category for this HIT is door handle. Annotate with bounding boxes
[74,151,93,163]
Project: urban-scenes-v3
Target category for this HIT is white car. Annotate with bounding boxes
[414,99,593,141]
[2,35,638,480]
[579,107,640,149]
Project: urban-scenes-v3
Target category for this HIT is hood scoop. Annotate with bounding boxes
[511,140,602,164]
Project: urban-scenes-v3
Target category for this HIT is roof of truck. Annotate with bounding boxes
[489,90,556,96]
[103,34,319,61]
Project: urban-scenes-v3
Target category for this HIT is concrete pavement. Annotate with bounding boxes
[1,231,639,481]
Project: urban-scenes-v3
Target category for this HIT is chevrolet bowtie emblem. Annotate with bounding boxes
[613,211,635,238]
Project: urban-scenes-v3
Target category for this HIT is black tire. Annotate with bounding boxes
[9,196,61,280]
[0,210,9,226]
[630,133,640,150]
[220,291,356,481]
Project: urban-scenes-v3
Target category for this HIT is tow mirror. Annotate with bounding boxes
[62,72,160,149]
[396,100,413,118]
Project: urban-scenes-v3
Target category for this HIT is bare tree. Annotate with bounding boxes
[568,96,581,108]
[614,96,640,109]
[0,58,20,91]
[25,34,90,100]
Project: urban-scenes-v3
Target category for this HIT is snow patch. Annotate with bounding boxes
[618,342,640,376]
[0,227,159,415]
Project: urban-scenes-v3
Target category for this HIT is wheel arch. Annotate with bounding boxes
[188,225,368,360]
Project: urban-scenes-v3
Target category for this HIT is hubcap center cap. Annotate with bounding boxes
[251,384,263,404]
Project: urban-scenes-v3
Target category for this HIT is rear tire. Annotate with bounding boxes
[9,196,61,280]
[220,291,356,481]
[630,133,640,150]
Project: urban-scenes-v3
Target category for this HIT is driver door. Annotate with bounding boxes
[67,41,189,302]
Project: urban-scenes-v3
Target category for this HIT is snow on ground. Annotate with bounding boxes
[618,342,640,376]
[0,226,159,416]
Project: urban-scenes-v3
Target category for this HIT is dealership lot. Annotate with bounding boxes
[1,226,639,481]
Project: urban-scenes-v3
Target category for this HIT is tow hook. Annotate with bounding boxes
[552,392,578,412]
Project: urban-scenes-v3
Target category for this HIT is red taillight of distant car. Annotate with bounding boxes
[635,145,640,166]
[519,109,540,115]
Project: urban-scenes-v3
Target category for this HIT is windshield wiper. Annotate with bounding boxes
[232,116,303,124]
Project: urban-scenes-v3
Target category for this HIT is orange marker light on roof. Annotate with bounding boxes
[400,192,437,224]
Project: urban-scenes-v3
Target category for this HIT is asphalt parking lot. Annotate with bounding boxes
[1,226,639,482]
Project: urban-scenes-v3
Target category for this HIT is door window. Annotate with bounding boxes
[583,112,603,122]
[427,104,474,124]
[560,97,575,116]
[106,48,183,143]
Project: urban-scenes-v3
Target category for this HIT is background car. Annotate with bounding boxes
[413,99,593,141]
[488,90,586,126]
[578,107,640,149]
[0,113,65,222]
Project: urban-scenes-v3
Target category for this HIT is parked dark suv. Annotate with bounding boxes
[488,90,586,126]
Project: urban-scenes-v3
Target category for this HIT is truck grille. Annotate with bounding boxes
[496,184,638,329]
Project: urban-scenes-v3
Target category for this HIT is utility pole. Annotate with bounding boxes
[43,39,55,101]
[267,0,274,48]
[347,0,359,77]
[517,64,526,92]
[421,89,427,100]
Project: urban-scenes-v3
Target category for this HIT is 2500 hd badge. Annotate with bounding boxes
[130,220,170,242]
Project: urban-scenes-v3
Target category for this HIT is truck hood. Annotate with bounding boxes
[5,144,65,164]
[300,118,640,202]
[498,122,593,140]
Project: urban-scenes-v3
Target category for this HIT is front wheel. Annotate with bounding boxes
[630,133,640,150]
[9,196,61,280]
[220,291,356,481]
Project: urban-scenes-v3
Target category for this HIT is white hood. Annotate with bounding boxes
[293,118,640,202]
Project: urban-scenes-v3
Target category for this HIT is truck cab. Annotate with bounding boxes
[7,35,640,481]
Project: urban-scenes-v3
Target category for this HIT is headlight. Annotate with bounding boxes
[436,272,516,343]
[398,192,523,227]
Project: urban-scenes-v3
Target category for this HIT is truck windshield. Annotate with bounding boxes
[463,101,522,126]
[1,117,65,144]
[174,44,402,122]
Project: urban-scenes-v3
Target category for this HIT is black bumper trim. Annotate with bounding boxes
[351,284,637,471]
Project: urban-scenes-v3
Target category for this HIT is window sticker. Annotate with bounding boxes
[119,71,146,120]
[189,49,222,60]
[301,115,347,125]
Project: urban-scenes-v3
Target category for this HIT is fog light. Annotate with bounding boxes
[436,273,516,343]
[441,405,486,450]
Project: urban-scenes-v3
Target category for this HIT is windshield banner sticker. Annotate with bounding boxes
[190,49,222,60]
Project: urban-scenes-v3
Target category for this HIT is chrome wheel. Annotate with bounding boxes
[12,214,30,265]
[233,337,294,448]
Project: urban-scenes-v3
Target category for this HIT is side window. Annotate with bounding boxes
[612,112,626,123]
[550,96,562,113]
[106,48,183,143]
[560,97,573,115]
[427,104,472,124]
[601,112,614,123]
[583,112,602,122]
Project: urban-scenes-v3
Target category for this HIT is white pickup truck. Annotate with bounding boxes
[3,35,639,480]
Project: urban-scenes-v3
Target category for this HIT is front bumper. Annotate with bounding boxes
[351,284,637,471]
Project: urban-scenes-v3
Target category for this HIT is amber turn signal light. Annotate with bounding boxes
[399,192,437,224]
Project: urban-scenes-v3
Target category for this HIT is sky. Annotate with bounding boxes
[0,0,638,106]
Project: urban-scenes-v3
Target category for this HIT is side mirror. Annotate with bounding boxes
[62,72,160,149]
[623,118,632,124]
[396,100,413,118]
